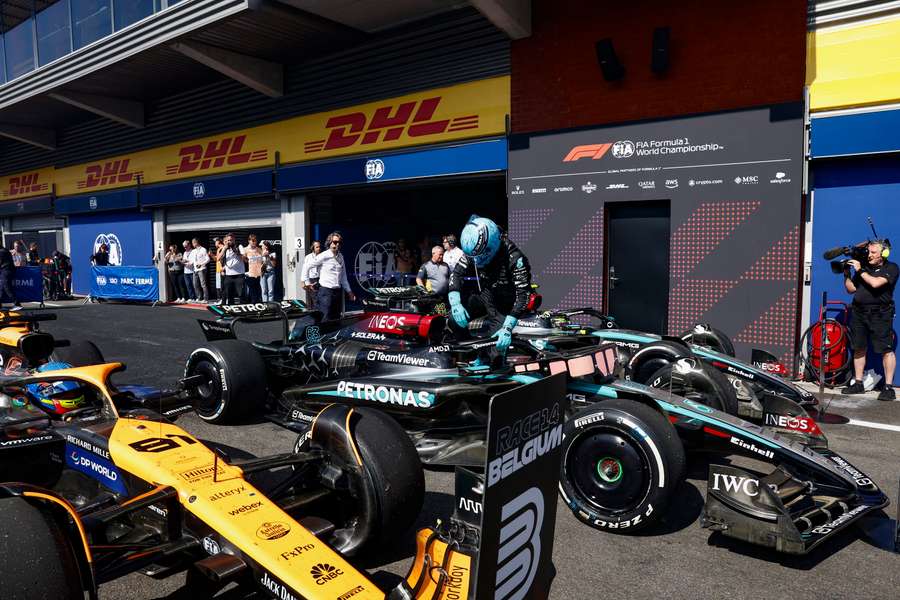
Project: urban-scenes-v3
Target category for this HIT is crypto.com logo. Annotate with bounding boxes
[495,487,543,600]
[166,135,268,175]
[304,97,479,153]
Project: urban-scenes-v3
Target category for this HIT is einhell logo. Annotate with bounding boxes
[1,173,49,198]
[77,159,144,190]
[304,97,479,153]
[165,135,268,175]
[563,143,612,162]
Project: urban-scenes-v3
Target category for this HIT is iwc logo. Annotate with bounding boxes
[612,140,635,158]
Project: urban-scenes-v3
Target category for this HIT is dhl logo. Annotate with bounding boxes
[1,173,49,198]
[77,160,144,189]
[304,97,479,153]
[165,135,268,175]
[563,144,612,162]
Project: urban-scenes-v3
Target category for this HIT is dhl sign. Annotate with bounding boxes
[43,76,508,196]
[0,168,53,200]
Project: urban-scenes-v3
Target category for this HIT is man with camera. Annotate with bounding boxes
[842,240,898,400]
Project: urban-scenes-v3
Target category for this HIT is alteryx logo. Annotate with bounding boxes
[66,444,127,494]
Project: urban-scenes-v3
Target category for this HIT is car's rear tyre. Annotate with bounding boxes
[628,340,693,384]
[50,340,104,367]
[647,361,739,416]
[560,399,685,533]
[184,340,267,423]
[680,325,735,357]
[0,497,82,599]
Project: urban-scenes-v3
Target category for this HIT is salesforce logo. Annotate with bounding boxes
[94,233,124,265]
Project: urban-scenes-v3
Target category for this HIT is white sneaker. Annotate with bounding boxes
[10,305,22,311]
[175,298,183,303]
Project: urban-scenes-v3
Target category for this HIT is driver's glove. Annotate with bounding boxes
[449,291,469,328]
[492,315,518,354]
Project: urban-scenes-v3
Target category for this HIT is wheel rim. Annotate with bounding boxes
[191,360,223,417]
[566,428,651,514]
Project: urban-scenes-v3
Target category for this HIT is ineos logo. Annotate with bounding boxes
[495,487,543,600]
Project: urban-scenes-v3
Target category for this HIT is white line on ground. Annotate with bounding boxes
[846,418,900,433]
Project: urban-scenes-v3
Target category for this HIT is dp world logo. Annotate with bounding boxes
[612,140,635,158]
[354,241,396,288]
[192,182,205,199]
[94,233,123,265]
[365,159,385,180]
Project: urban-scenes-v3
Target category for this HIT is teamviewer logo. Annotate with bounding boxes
[495,487,543,600]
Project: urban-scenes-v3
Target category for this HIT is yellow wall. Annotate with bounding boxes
[807,17,900,111]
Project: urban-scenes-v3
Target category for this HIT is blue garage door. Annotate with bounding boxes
[69,211,153,296]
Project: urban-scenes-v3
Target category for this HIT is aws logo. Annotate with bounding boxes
[165,135,268,175]
[304,97,479,153]
[2,173,49,198]
[77,160,144,189]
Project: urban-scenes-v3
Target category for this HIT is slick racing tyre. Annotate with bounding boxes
[560,399,685,533]
[184,340,267,424]
[628,340,693,384]
[49,340,104,367]
[308,408,425,556]
[680,325,735,357]
[0,497,83,599]
[647,360,739,416]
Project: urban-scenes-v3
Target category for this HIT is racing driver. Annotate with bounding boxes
[448,215,532,356]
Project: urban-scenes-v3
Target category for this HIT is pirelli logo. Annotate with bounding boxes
[165,135,268,175]
[1,173,49,198]
[304,96,479,153]
[77,160,144,189]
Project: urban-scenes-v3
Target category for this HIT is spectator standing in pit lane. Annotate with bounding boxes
[261,240,278,302]
[90,243,109,266]
[442,234,463,271]
[242,234,264,303]
[165,243,187,302]
[416,245,450,297]
[300,240,322,308]
[181,240,196,302]
[191,238,210,303]
[26,242,40,266]
[0,244,21,311]
[312,232,355,320]
[12,241,26,267]
[212,237,223,304]
[218,233,245,305]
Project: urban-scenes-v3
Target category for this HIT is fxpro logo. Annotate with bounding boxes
[304,96,478,154]
[77,159,143,189]
[495,487,543,600]
[2,172,48,198]
[165,135,268,175]
[93,233,123,266]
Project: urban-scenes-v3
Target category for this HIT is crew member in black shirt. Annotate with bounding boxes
[0,245,21,311]
[91,243,110,266]
[842,240,898,400]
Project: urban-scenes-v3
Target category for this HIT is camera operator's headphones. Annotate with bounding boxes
[872,238,891,259]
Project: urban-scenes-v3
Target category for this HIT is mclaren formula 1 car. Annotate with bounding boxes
[185,301,886,553]
[0,359,560,599]
[0,310,104,375]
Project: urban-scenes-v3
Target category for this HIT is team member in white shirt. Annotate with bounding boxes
[300,240,322,308]
[442,234,464,270]
[181,240,196,301]
[312,232,355,320]
[191,238,210,303]
[216,233,246,305]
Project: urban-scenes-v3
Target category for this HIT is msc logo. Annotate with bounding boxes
[563,143,611,162]
[495,487,543,600]
[165,135,268,175]
[304,97,479,153]
[2,173,49,198]
[77,159,144,189]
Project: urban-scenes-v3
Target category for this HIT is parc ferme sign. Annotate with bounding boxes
[33,76,509,197]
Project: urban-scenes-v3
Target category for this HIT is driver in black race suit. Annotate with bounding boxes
[448,215,532,356]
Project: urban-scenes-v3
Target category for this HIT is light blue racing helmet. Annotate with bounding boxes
[460,215,501,267]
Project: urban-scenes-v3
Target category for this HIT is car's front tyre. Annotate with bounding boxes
[184,340,267,423]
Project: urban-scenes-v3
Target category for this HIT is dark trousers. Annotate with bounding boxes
[169,270,187,299]
[245,276,262,303]
[0,269,16,305]
[183,273,196,300]
[317,286,343,320]
[222,274,244,305]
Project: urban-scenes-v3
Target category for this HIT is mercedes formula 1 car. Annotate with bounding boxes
[1,359,561,599]
[185,301,886,554]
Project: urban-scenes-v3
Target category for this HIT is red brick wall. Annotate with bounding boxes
[512,0,807,133]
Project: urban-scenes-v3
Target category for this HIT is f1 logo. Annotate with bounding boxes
[563,143,612,162]
[495,487,543,600]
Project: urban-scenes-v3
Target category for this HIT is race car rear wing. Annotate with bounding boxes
[199,300,317,342]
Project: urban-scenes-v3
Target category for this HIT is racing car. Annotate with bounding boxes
[0,309,104,374]
[184,301,887,553]
[1,359,543,599]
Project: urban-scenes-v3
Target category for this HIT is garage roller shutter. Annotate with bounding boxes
[166,198,281,231]
[10,214,66,231]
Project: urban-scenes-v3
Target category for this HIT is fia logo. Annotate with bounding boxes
[612,140,635,158]
[89,196,98,210]
[365,159,385,180]
[193,182,206,199]
[495,487,543,600]
[94,233,124,266]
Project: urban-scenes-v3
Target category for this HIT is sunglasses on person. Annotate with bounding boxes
[331,239,342,246]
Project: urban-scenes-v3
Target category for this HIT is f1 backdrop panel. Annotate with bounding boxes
[810,157,900,384]
[508,103,804,363]
[69,211,154,296]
